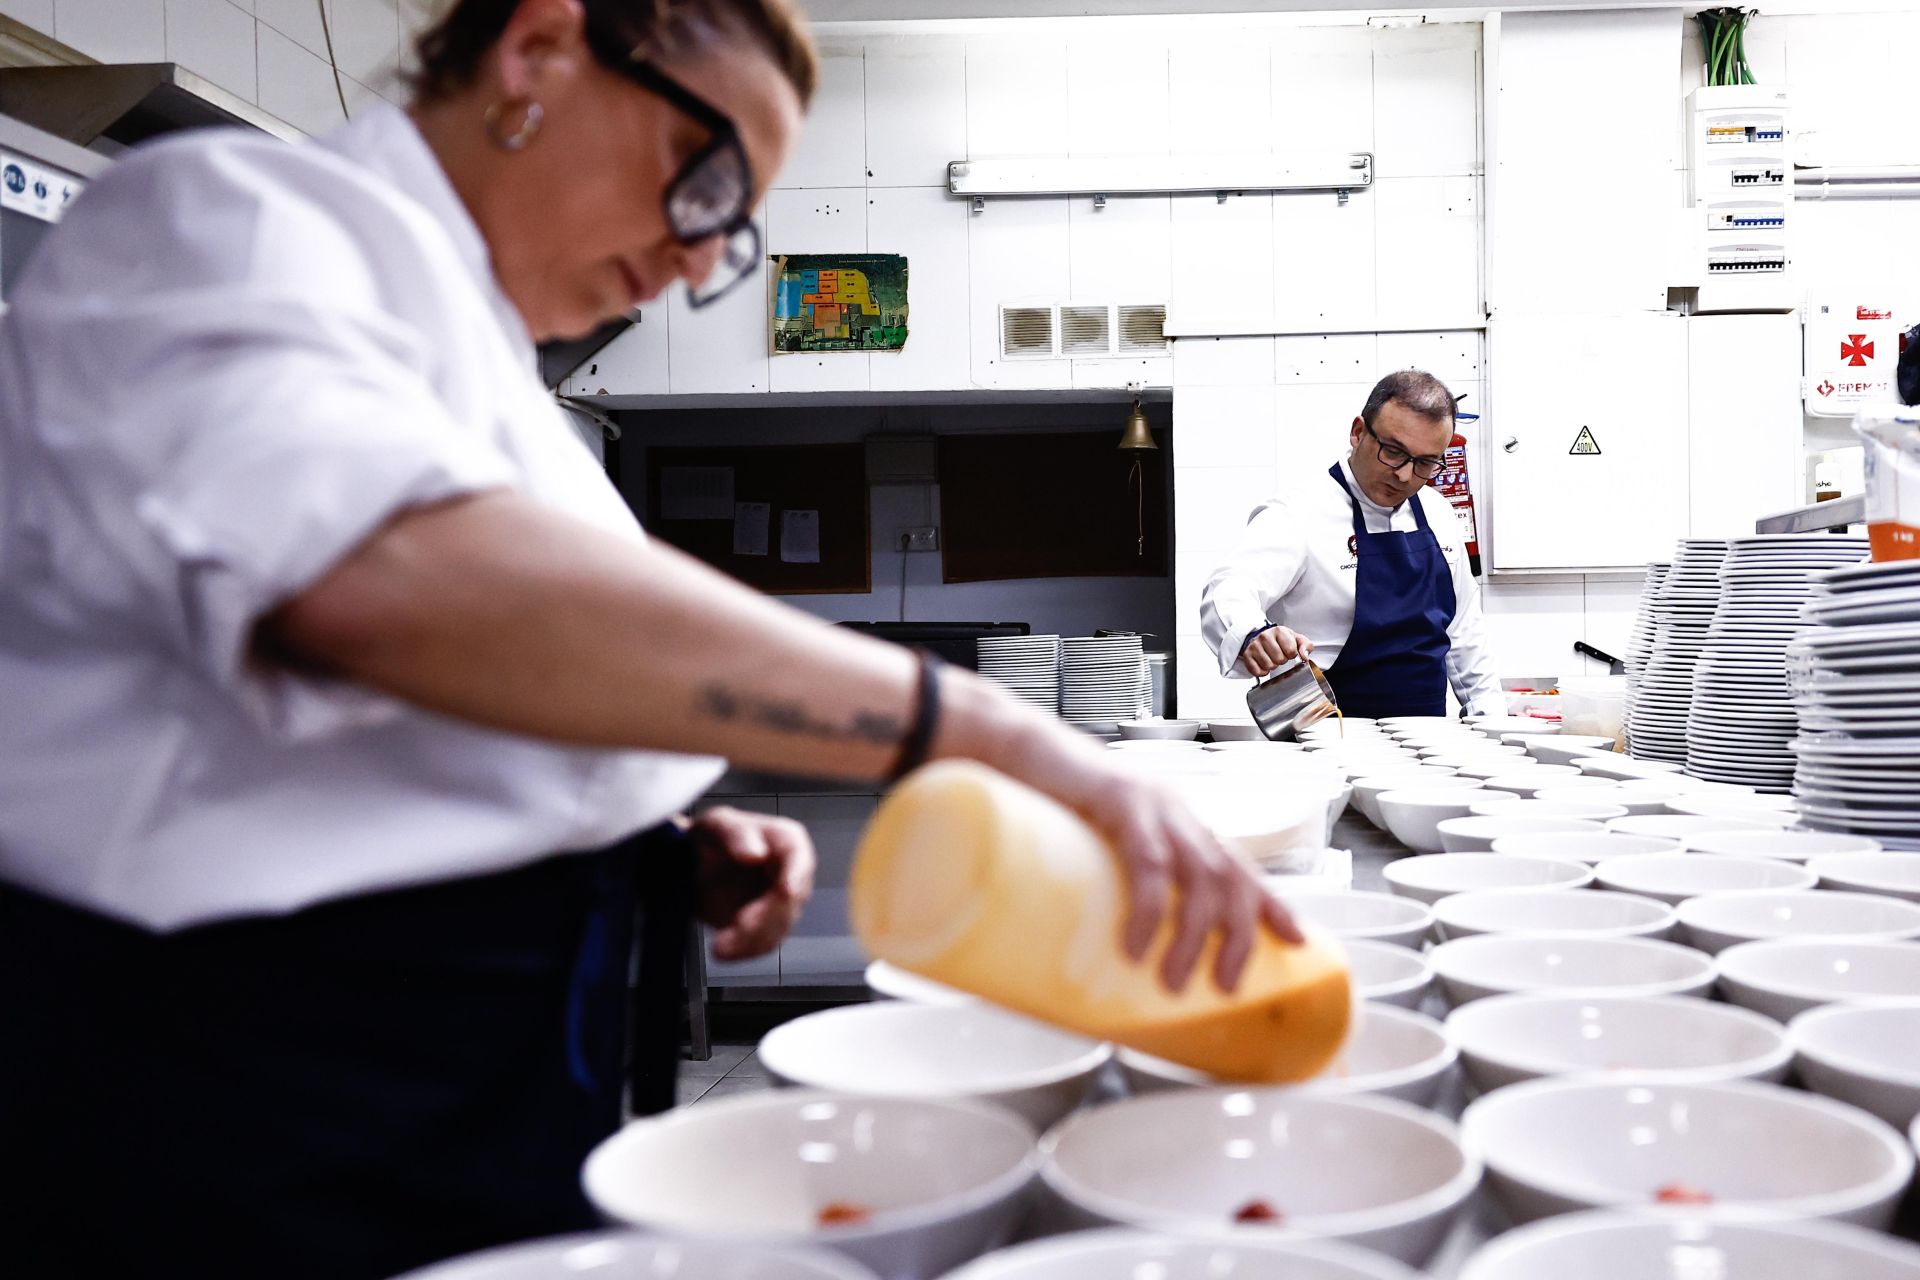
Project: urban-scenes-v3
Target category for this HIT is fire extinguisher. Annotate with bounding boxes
[1434,409,1483,576]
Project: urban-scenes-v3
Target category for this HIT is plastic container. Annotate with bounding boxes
[850,761,1353,1084]
[1558,677,1628,750]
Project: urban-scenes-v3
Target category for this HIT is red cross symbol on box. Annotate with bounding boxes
[1842,334,1875,367]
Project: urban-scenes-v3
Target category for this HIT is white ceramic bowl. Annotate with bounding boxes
[1275,889,1433,950]
[1203,740,1308,755]
[582,1092,1037,1280]
[1499,730,1566,747]
[1471,766,1585,798]
[1431,934,1717,1007]
[1460,1076,1914,1228]
[1532,785,1670,817]
[1690,830,1886,861]
[1791,1002,1920,1130]
[1458,1210,1920,1280]
[758,1003,1112,1132]
[1346,937,1435,1009]
[1717,939,1920,1022]
[391,1233,880,1280]
[1432,889,1676,942]
[1437,816,1604,853]
[1593,853,1817,905]
[1573,755,1686,780]
[1678,889,1920,955]
[1524,738,1621,768]
[1470,717,1562,737]
[1207,719,1266,742]
[1377,788,1498,854]
[1447,993,1791,1094]
[1446,760,1543,782]
[1039,1091,1480,1265]
[1665,790,1800,820]
[1385,854,1593,906]
[1351,771,1477,828]
[937,1229,1426,1280]
[1467,798,1630,823]
[865,960,973,1006]
[1489,832,1681,864]
[1108,738,1206,754]
[1118,1004,1457,1108]
[1811,852,1920,901]
[1606,814,1778,843]
[1117,719,1203,741]
[1420,745,1530,765]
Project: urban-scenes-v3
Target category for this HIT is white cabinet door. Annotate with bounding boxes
[1486,313,1690,571]
[1687,314,1802,539]
[868,187,971,392]
[562,303,669,398]
[767,187,871,394]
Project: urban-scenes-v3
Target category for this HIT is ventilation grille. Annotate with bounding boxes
[1060,305,1112,355]
[1118,304,1168,353]
[1001,306,1055,358]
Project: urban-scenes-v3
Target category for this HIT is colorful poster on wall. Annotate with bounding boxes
[771,253,908,354]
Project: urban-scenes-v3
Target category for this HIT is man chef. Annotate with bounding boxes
[1200,369,1505,719]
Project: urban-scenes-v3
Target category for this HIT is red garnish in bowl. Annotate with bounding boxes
[1233,1199,1285,1224]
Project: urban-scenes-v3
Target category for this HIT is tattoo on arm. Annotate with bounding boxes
[699,684,905,747]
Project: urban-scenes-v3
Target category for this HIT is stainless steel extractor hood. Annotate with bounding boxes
[0,63,301,148]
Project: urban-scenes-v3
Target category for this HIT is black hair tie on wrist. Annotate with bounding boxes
[888,651,944,782]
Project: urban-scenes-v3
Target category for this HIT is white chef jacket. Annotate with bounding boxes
[1199,459,1506,716]
[0,103,723,931]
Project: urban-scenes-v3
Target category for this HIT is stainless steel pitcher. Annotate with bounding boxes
[1246,658,1340,741]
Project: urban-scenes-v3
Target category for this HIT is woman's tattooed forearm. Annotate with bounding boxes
[698,683,905,745]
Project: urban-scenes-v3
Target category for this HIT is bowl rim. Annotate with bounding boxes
[1343,937,1436,1001]
[1788,1000,1920,1090]
[1809,853,1920,894]
[389,1231,880,1280]
[934,1225,1426,1280]
[1432,888,1679,939]
[1384,853,1594,897]
[758,1002,1116,1097]
[581,1089,1040,1244]
[863,959,975,1006]
[1488,832,1679,860]
[1676,888,1920,941]
[1690,830,1886,860]
[1716,938,1920,1003]
[1037,1090,1484,1236]
[1430,933,1719,999]
[1459,1075,1917,1220]
[1457,1207,1920,1280]
[1114,1003,1457,1096]
[1446,991,1793,1085]
[1468,799,1631,821]
[1593,854,1820,900]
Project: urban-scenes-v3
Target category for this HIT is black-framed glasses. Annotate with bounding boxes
[1363,421,1446,480]
[583,22,761,308]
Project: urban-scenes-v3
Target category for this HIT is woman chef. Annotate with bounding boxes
[1200,370,1506,719]
[0,1,1294,1276]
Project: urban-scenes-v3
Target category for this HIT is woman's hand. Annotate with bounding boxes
[688,807,815,961]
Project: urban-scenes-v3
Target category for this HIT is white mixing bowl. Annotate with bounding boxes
[392,1233,879,1280]
[1461,1076,1914,1227]
[582,1092,1037,1280]
[1678,889,1920,955]
[1431,934,1717,1007]
[1377,788,1498,853]
[1436,816,1604,854]
[1384,854,1593,906]
[1467,798,1630,824]
[1345,937,1435,1009]
[1447,993,1791,1094]
[865,960,973,1006]
[1488,832,1680,864]
[1605,814,1778,843]
[1593,853,1818,905]
[1810,852,1920,901]
[1273,889,1434,950]
[758,1003,1112,1132]
[1431,889,1677,942]
[1532,785,1671,817]
[1690,830,1886,861]
[1790,1002,1920,1129]
[1350,771,1476,828]
[1039,1091,1480,1265]
[1458,1210,1920,1280]
[937,1229,1425,1280]
[1717,938,1920,1022]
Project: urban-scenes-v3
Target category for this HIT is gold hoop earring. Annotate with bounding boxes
[483,99,544,152]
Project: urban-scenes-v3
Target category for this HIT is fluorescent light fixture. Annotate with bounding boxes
[948,152,1372,198]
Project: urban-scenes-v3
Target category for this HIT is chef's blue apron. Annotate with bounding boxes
[0,822,696,1280]
[1323,464,1457,718]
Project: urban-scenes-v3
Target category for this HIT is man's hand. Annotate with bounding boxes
[688,807,815,961]
[1241,626,1313,678]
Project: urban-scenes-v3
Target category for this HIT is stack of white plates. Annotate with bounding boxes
[975,634,1061,716]
[1686,535,1870,792]
[1629,540,1728,764]
[1060,635,1149,733]
[1790,567,1920,848]
[1621,563,1669,756]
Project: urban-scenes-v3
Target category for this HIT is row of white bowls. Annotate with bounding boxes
[402,1213,1920,1280]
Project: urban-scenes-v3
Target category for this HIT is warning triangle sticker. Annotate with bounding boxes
[1569,426,1602,456]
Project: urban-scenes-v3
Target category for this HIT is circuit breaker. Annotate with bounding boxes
[1688,85,1794,312]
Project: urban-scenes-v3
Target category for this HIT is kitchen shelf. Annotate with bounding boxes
[1753,493,1864,534]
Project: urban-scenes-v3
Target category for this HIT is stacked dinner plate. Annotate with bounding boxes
[1621,562,1669,756]
[1790,560,1920,850]
[1629,539,1728,764]
[1685,534,1870,792]
[1059,635,1150,733]
[976,634,1061,716]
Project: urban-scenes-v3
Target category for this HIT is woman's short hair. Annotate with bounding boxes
[413,0,817,106]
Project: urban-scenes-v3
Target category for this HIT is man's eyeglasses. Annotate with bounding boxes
[583,22,761,309]
[1363,421,1447,481]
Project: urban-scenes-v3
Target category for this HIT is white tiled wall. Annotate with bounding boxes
[19,0,421,136]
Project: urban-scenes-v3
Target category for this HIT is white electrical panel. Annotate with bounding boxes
[1687,86,1794,312]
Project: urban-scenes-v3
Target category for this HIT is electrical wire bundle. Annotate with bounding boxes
[1697,7,1758,86]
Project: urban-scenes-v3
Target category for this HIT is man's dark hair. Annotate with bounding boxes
[1360,369,1457,430]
